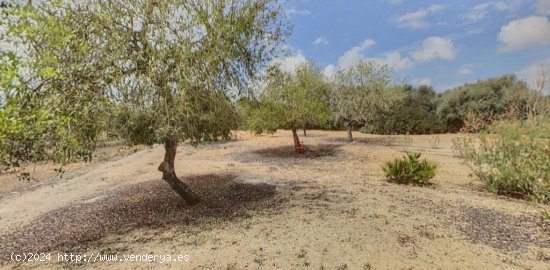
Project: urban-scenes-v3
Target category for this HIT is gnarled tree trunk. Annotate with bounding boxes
[292,128,300,148]
[346,122,353,143]
[158,138,200,205]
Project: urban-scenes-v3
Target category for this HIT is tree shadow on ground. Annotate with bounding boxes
[252,144,341,159]
[325,137,370,144]
[298,133,326,138]
[454,206,550,252]
[0,174,286,258]
[325,136,399,146]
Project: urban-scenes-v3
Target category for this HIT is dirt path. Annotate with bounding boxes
[0,141,229,232]
[1,131,549,269]
[0,145,164,232]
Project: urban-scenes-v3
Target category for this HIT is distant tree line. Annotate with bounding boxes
[365,75,544,134]
[1,0,548,205]
[362,84,445,135]
[237,64,546,138]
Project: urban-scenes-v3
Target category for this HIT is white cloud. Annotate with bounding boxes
[498,16,550,52]
[411,37,457,63]
[458,64,479,75]
[463,1,522,22]
[536,0,550,15]
[322,64,337,80]
[368,51,414,71]
[335,37,455,73]
[387,0,408,4]
[463,3,492,22]
[337,39,376,68]
[494,0,522,11]
[411,78,432,86]
[467,28,485,35]
[458,67,473,75]
[395,5,444,29]
[336,40,413,71]
[313,37,329,46]
[272,53,307,73]
[516,58,550,94]
[285,8,312,17]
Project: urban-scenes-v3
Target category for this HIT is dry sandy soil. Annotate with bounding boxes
[0,130,549,269]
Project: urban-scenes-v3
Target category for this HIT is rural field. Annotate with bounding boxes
[1,0,550,269]
[1,130,549,269]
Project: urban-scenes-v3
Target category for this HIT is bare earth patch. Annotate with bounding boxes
[0,144,146,197]
[0,174,286,263]
[0,130,549,269]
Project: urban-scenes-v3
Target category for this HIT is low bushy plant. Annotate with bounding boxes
[453,119,550,203]
[382,152,436,185]
[428,135,441,149]
[381,136,395,146]
[397,135,413,147]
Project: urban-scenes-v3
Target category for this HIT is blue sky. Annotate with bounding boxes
[277,0,550,92]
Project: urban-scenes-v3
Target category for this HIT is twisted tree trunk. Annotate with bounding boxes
[158,138,200,205]
[346,122,353,143]
[292,128,300,148]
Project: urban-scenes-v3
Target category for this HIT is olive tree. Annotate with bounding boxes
[254,62,330,149]
[330,60,405,142]
[236,96,280,135]
[0,0,287,204]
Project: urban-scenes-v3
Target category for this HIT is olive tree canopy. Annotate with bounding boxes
[252,62,330,148]
[330,60,405,142]
[0,0,288,204]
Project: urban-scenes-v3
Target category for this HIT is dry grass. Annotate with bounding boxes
[0,130,549,269]
[0,174,286,260]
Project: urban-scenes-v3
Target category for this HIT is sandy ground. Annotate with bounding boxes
[0,130,549,269]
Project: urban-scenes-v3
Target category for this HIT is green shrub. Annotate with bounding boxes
[381,136,396,146]
[453,119,550,203]
[428,135,440,149]
[437,75,529,132]
[375,106,446,134]
[360,85,446,135]
[359,124,378,134]
[397,135,413,147]
[382,152,436,185]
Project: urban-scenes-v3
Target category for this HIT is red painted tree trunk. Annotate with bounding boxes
[292,129,300,148]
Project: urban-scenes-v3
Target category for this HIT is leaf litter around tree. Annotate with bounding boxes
[368,181,550,254]
[234,144,343,164]
[1,132,549,268]
[453,206,550,252]
[0,174,289,262]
